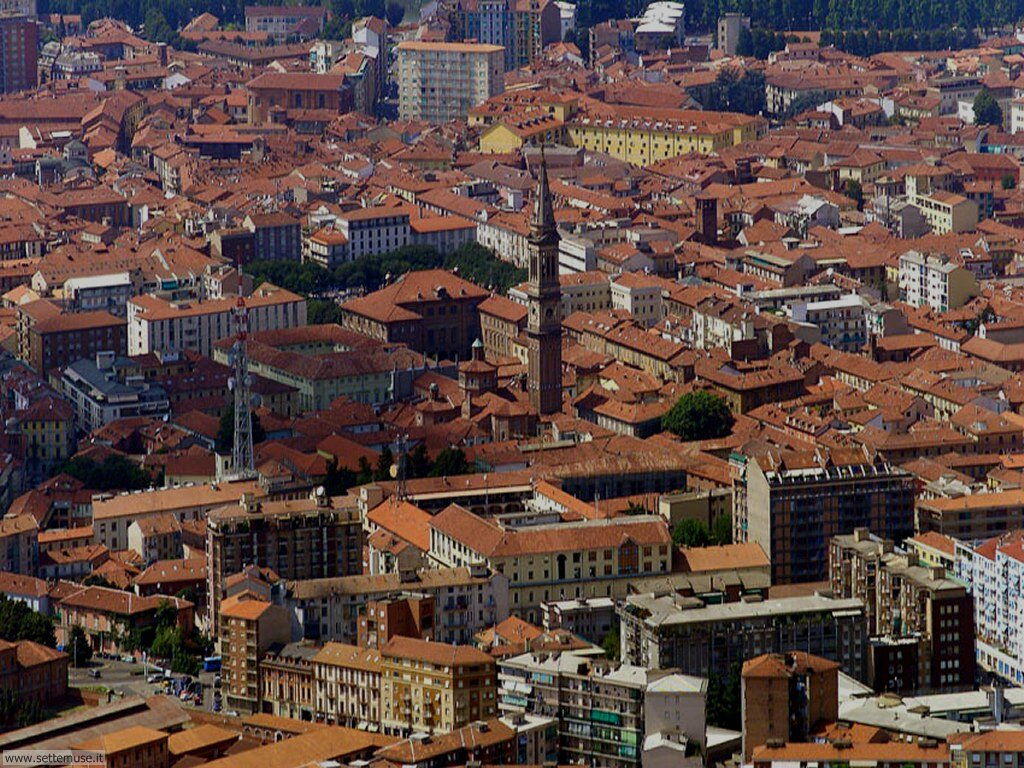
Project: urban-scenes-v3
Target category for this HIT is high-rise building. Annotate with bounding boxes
[830,529,975,694]
[524,151,562,416]
[396,41,505,123]
[219,594,292,714]
[0,14,37,93]
[717,12,750,54]
[452,0,516,70]
[741,652,839,762]
[732,445,916,584]
[498,651,706,768]
[619,591,867,682]
[512,0,560,68]
[207,489,364,635]
[380,637,497,735]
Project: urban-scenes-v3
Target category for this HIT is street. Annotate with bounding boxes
[69,658,220,711]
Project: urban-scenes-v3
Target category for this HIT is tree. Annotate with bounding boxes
[844,178,864,211]
[673,518,710,548]
[662,391,734,441]
[973,88,1003,127]
[0,689,44,730]
[706,661,742,729]
[60,455,151,492]
[68,627,92,667]
[701,69,766,116]
[735,24,754,56]
[710,513,733,545]
[601,625,620,661]
[385,0,404,25]
[216,407,266,454]
[0,595,56,647]
[374,446,395,481]
[307,299,345,325]
[406,444,432,478]
[429,447,471,477]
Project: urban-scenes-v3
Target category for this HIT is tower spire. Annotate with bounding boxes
[531,145,556,242]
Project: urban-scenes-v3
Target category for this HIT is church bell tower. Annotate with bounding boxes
[525,147,562,416]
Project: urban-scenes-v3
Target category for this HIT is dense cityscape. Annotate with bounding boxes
[3,0,1024,766]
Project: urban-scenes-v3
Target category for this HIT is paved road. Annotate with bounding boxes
[69,658,220,710]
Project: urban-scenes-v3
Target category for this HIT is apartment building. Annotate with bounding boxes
[313,642,382,728]
[358,594,434,649]
[741,652,839,762]
[911,191,979,235]
[206,489,364,635]
[618,592,867,681]
[790,293,868,352]
[429,505,672,623]
[91,480,266,552]
[830,529,975,694]
[567,104,766,165]
[959,531,1024,685]
[397,41,505,123]
[17,299,126,373]
[127,284,306,357]
[916,490,1024,539]
[951,731,1024,768]
[717,12,750,53]
[498,651,705,768]
[242,211,301,262]
[55,352,170,432]
[259,642,317,720]
[279,565,509,645]
[305,207,411,269]
[244,4,326,41]
[732,446,916,583]
[58,586,194,656]
[899,250,980,312]
[219,594,291,714]
[0,14,37,94]
[379,636,497,735]
[453,0,516,70]
[512,0,560,68]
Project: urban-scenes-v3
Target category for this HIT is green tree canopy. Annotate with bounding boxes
[60,455,151,492]
[430,447,471,477]
[307,299,345,325]
[673,518,711,548]
[385,0,404,25]
[844,179,864,211]
[711,513,733,546]
[974,88,1003,127]
[0,595,56,648]
[662,391,734,441]
[68,627,92,667]
[601,625,620,661]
